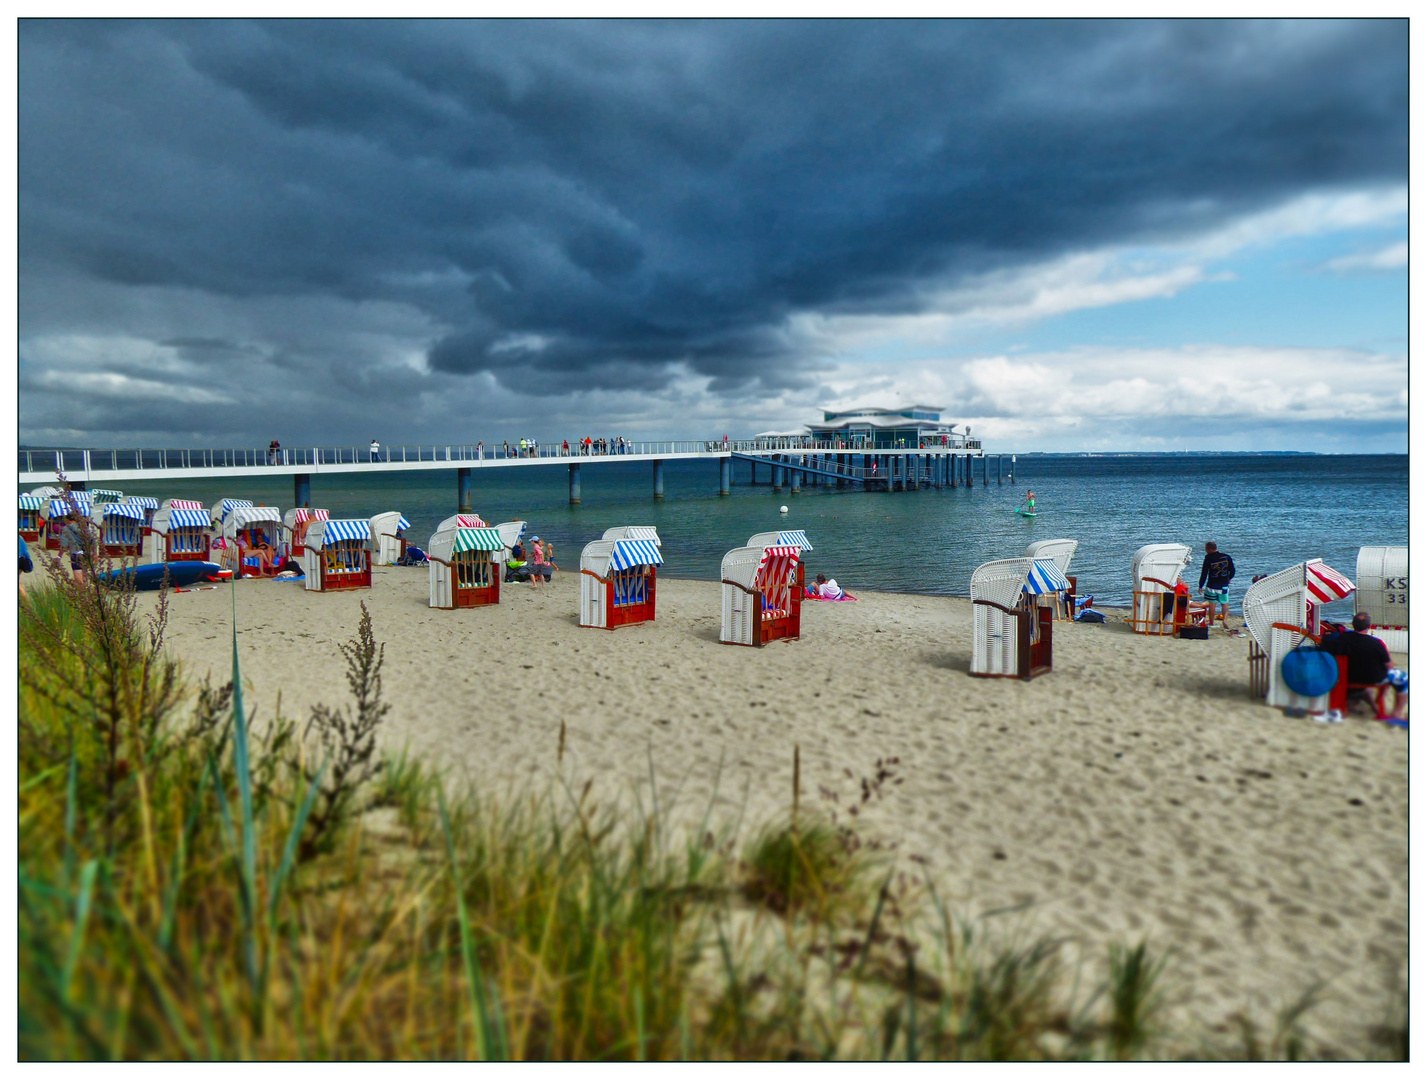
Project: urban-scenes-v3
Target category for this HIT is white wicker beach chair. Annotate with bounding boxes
[1130,543,1191,635]
[720,544,802,646]
[302,519,373,592]
[1355,546,1408,653]
[969,557,1067,678]
[369,511,411,566]
[580,535,663,628]
[426,524,505,608]
[1243,559,1356,709]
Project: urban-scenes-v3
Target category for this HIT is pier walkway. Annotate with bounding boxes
[19,440,1014,510]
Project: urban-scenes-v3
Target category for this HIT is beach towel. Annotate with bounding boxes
[804,587,857,602]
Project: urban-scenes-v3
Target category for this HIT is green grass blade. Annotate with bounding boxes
[228,580,259,997]
[437,784,498,1061]
[267,753,328,925]
[160,763,211,952]
[62,859,99,996]
[63,735,78,890]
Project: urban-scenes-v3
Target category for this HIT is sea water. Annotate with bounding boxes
[105,453,1406,616]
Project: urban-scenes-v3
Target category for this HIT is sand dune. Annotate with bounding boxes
[147,567,1408,1057]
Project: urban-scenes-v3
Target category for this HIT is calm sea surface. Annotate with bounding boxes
[105,454,1406,615]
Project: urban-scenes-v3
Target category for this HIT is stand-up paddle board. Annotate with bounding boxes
[1017,510,1037,518]
[97,562,231,590]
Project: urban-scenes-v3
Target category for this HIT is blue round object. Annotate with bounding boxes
[1280,647,1339,697]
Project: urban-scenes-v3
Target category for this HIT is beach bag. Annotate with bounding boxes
[1075,608,1106,623]
[1279,646,1339,698]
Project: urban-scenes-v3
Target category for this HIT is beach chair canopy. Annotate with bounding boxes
[370,511,410,535]
[19,494,44,511]
[284,507,330,529]
[581,538,663,577]
[722,545,800,592]
[427,525,505,562]
[436,513,487,534]
[48,494,93,518]
[92,489,124,503]
[212,498,255,527]
[494,520,527,548]
[970,557,1071,610]
[221,506,283,540]
[1132,544,1191,591]
[153,506,210,533]
[1243,559,1355,650]
[1025,538,1078,575]
[94,503,147,522]
[30,486,64,499]
[747,530,813,552]
[161,499,205,511]
[602,526,661,545]
[306,519,373,552]
[121,495,160,510]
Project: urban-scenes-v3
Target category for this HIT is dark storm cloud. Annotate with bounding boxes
[18,18,1408,431]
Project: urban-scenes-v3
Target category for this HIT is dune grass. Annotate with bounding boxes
[16,537,1377,1060]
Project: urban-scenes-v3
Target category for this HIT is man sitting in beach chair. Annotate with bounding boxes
[1323,613,1409,722]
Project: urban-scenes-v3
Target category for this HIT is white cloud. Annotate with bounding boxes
[784,185,1407,357]
[796,343,1406,450]
[1322,241,1408,274]
[1185,186,1407,260]
[26,368,236,405]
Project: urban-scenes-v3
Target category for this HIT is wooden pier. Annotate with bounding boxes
[18,442,1015,512]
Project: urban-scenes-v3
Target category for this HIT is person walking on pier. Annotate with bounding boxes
[369,438,380,463]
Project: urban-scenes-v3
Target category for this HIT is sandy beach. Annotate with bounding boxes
[147,567,1408,1056]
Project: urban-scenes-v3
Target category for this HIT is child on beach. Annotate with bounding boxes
[528,535,546,588]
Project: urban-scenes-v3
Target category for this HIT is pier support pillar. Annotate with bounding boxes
[652,459,665,500]
[457,467,473,512]
[568,463,581,505]
[790,469,801,494]
[719,457,730,496]
[773,464,785,491]
[997,455,1003,485]
[294,472,311,508]
[1010,455,1016,484]
[983,455,989,485]
[752,461,758,485]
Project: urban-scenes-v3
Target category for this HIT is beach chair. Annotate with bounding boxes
[370,511,411,566]
[1355,546,1408,653]
[970,557,1066,679]
[720,544,802,646]
[283,508,330,559]
[91,488,124,505]
[18,494,44,542]
[302,519,373,592]
[1130,543,1192,635]
[119,495,160,534]
[1243,559,1356,710]
[148,505,212,563]
[581,534,662,628]
[42,493,93,551]
[90,502,146,558]
[220,506,286,577]
[1025,538,1079,620]
[427,524,505,608]
[748,530,813,591]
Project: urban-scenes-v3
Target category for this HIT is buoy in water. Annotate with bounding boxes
[779,505,789,514]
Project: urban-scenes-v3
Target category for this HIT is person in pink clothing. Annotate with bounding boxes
[528,534,546,588]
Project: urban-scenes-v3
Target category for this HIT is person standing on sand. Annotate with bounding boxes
[60,512,86,584]
[528,535,546,588]
[1197,541,1235,625]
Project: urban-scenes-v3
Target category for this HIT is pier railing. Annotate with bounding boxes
[19,437,982,476]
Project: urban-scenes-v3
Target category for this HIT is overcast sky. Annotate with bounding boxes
[18,19,1408,452]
